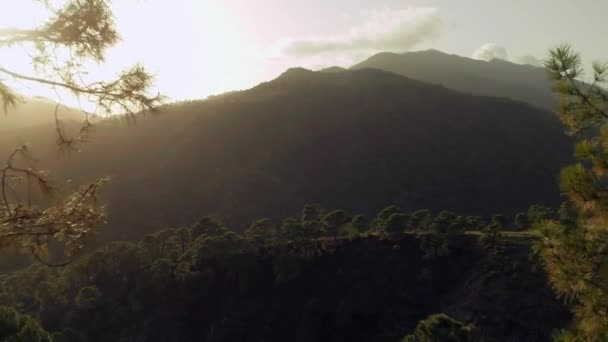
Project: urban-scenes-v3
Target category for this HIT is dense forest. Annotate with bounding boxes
[0,205,571,341]
[1,1,608,341]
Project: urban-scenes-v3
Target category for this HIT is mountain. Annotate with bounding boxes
[351,49,556,110]
[0,68,573,241]
[319,66,348,73]
[0,96,89,133]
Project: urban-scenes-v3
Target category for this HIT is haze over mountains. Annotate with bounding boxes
[0,50,572,242]
[0,96,88,132]
[351,49,556,111]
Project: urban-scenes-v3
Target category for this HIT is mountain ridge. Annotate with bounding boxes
[26,67,571,241]
[0,63,574,243]
[351,49,556,110]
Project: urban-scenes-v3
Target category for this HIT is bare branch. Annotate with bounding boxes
[0,0,163,265]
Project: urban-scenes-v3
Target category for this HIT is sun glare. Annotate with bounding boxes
[0,0,262,110]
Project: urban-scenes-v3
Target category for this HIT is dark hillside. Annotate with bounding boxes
[0,68,573,241]
[0,233,569,341]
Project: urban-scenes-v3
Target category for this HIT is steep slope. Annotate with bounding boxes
[0,68,573,241]
[0,96,89,133]
[351,49,556,110]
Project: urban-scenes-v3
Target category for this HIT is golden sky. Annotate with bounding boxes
[1,0,606,112]
[0,0,265,108]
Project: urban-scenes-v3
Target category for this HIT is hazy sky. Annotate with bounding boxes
[1,0,606,105]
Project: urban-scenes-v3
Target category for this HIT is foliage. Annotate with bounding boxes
[382,213,410,237]
[0,213,569,341]
[75,286,101,310]
[0,147,108,265]
[514,212,529,230]
[464,216,484,231]
[411,210,432,230]
[0,0,163,117]
[534,44,608,339]
[478,222,504,255]
[448,216,468,233]
[321,210,351,240]
[0,0,162,262]
[402,313,475,342]
[350,214,368,233]
[372,205,403,232]
[191,216,227,240]
[301,204,322,223]
[419,233,450,259]
[430,211,457,234]
[244,218,277,247]
[188,227,246,264]
[491,214,508,230]
[0,61,571,241]
[0,306,51,342]
[281,217,323,242]
[557,202,577,229]
[527,204,555,225]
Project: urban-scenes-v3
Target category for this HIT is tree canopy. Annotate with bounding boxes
[402,313,475,342]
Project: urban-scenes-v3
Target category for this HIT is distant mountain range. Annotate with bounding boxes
[0,66,572,242]
[0,50,574,242]
[0,96,88,133]
[350,49,556,110]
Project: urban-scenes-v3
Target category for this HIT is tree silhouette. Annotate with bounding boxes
[430,211,456,234]
[372,205,402,232]
[491,214,508,230]
[383,212,410,238]
[527,204,554,225]
[0,0,162,263]
[410,209,432,231]
[350,214,368,233]
[245,218,277,247]
[464,216,484,231]
[514,212,529,230]
[402,313,475,342]
[281,218,308,241]
[0,306,52,341]
[301,204,322,223]
[191,216,227,240]
[322,210,350,241]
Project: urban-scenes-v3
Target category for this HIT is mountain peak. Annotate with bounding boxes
[351,49,554,110]
[318,66,347,73]
[488,57,513,65]
[411,49,448,56]
[278,67,314,79]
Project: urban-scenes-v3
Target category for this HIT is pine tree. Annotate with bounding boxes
[0,1,162,263]
[535,44,608,340]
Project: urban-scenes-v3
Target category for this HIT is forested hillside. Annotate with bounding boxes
[1,1,606,340]
[0,68,573,243]
[0,210,569,341]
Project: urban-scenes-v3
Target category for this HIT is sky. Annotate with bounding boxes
[0,0,606,106]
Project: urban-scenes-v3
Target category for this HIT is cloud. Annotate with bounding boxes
[515,55,543,67]
[472,43,544,67]
[272,7,440,58]
[472,43,508,61]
